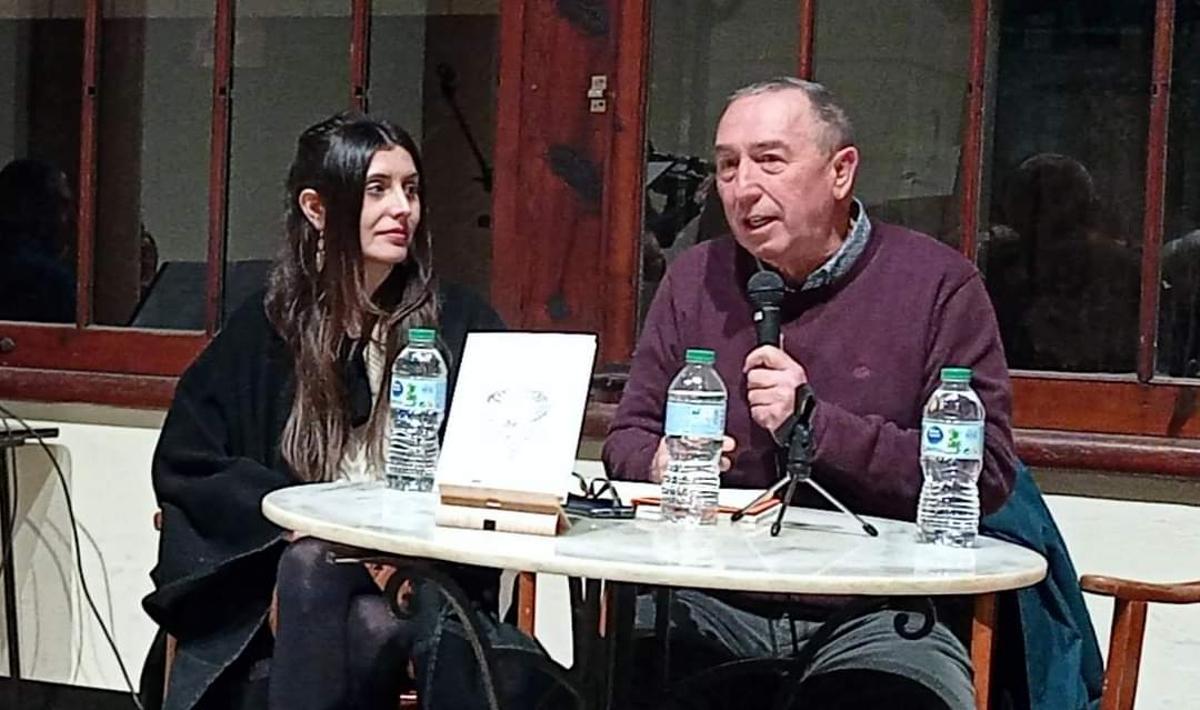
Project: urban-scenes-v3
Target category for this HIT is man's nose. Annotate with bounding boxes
[732,162,763,205]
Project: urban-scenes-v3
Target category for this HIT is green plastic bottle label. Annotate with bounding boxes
[665,401,725,438]
[921,422,983,460]
[391,377,446,412]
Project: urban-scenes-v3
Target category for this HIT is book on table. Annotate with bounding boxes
[433,331,597,536]
[629,495,781,525]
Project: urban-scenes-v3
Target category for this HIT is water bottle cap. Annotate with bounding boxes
[408,327,437,344]
[684,348,716,365]
[940,367,972,382]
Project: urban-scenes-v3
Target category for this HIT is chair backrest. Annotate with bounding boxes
[1080,574,1200,710]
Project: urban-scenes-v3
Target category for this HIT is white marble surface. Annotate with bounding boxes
[263,481,1046,595]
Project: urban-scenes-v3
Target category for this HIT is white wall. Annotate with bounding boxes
[1044,495,1200,710]
[0,410,161,691]
[2,404,1199,709]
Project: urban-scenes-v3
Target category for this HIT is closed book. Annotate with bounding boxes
[435,502,568,536]
[630,496,781,525]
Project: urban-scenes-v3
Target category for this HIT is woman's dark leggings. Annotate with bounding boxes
[269,537,414,710]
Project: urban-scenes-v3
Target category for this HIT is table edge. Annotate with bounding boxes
[263,491,1049,596]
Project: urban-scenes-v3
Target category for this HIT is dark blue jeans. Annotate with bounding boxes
[631,590,972,710]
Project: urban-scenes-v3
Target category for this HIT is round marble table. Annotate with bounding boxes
[263,481,1046,596]
[263,481,1047,710]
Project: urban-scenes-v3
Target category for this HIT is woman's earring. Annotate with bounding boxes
[315,233,326,272]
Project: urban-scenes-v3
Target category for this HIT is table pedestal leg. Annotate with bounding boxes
[971,592,998,710]
[602,583,636,710]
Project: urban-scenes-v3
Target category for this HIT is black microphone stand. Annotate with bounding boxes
[741,268,877,537]
[732,386,879,538]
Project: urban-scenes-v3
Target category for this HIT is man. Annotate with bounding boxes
[603,78,1019,708]
[0,159,76,323]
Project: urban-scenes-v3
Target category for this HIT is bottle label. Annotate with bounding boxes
[921,421,983,460]
[665,401,725,438]
[392,377,446,412]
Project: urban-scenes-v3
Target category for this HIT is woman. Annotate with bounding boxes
[141,113,505,709]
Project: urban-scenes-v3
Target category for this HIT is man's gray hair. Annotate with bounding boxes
[728,77,855,153]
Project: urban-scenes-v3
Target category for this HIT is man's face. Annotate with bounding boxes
[713,90,856,272]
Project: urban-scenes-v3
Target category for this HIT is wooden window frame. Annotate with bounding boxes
[796,0,1190,441]
[3,0,1200,477]
[0,0,369,408]
[581,0,1200,477]
[959,0,1200,471]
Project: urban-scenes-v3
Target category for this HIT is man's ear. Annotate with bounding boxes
[298,188,326,232]
[830,146,859,201]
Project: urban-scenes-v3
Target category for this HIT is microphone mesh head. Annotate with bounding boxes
[747,269,786,308]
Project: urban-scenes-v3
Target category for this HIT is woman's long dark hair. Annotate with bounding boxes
[266,112,439,482]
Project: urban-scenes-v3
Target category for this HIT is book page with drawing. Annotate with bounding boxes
[434,332,596,534]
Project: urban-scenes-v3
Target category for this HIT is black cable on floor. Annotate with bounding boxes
[1,417,17,576]
[0,404,144,710]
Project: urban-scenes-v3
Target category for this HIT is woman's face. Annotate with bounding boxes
[359,146,421,271]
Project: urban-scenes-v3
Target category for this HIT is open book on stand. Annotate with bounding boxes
[433,332,597,536]
[436,484,570,536]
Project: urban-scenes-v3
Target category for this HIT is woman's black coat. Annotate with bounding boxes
[141,285,504,710]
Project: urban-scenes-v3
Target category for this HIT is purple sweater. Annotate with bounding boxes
[603,223,1018,521]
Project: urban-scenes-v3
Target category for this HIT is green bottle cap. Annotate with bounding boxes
[684,348,716,365]
[941,367,972,383]
[408,327,437,344]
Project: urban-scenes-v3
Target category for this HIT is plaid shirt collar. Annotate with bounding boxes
[798,198,871,292]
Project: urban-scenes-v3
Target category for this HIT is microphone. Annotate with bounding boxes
[736,268,880,538]
[747,269,786,347]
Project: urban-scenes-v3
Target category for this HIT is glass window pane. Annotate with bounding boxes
[980,1,1152,374]
[1158,5,1200,377]
[370,0,500,298]
[814,0,971,247]
[226,2,351,325]
[639,0,798,324]
[0,2,83,324]
[96,3,214,329]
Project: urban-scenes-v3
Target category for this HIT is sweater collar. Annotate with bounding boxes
[735,198,875,296]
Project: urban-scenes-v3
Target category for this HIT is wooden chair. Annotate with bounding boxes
[1080,574,1200,710]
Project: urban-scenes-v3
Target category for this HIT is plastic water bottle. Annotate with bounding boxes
[385,327,447,491]
[917,367,986,547]
[662,348,726,525]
